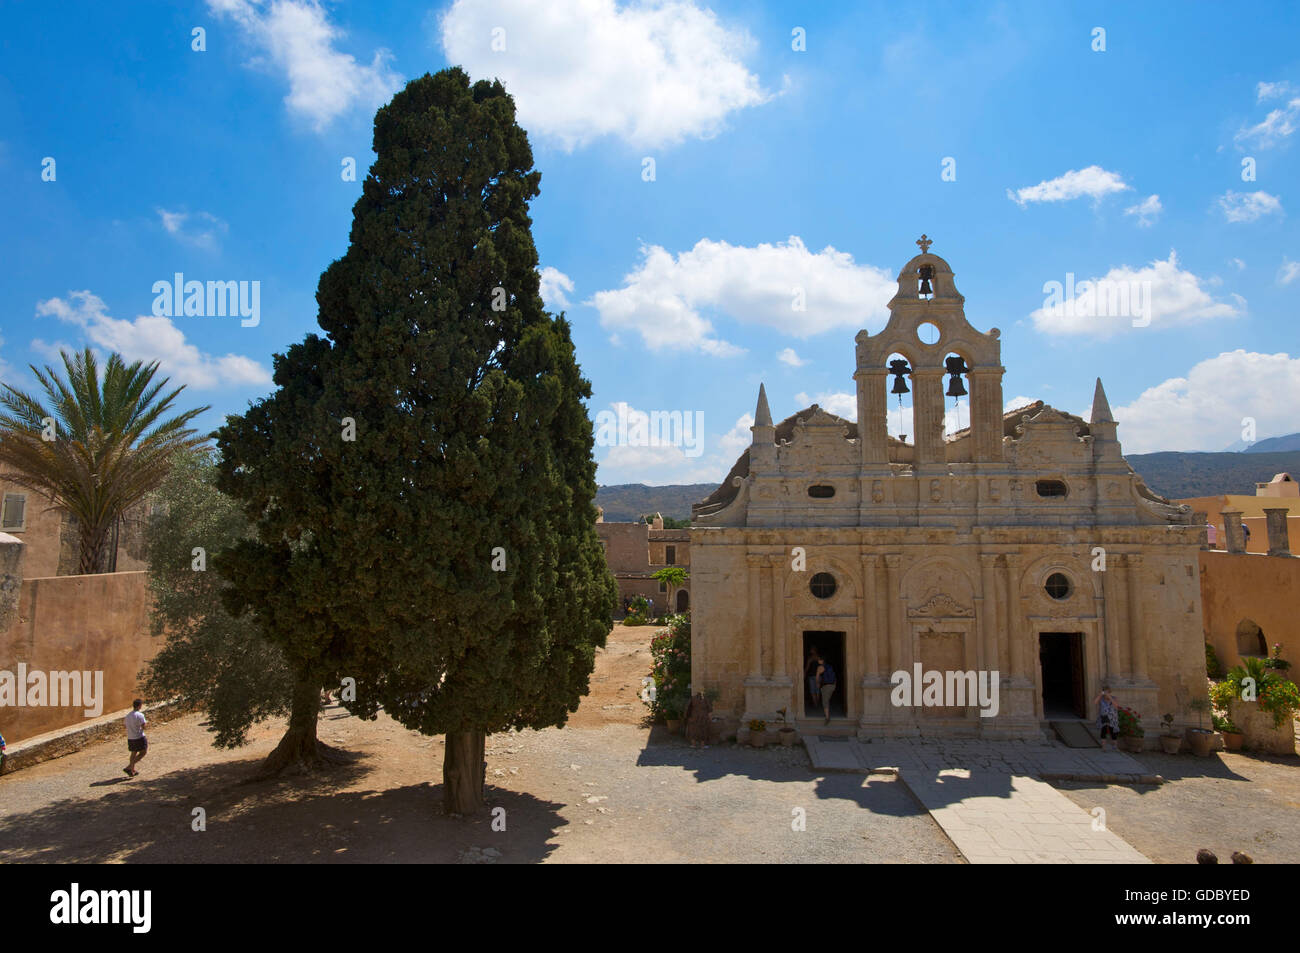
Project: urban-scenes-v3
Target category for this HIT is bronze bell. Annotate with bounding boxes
[889,358,910,394]
[918,264,934,296]
[944,355,968,397]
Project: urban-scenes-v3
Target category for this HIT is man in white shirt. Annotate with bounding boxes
[124,698,148,777]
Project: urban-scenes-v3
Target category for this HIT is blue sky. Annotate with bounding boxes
[1,0,1297,485]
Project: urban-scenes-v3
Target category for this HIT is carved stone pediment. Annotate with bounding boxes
[908,593,974,618]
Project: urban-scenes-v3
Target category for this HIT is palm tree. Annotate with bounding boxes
[0,348,210,574]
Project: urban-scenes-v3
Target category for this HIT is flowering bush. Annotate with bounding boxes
[1264,643,1292,672]
[1211,655,1300,729]
[645,613,691,722]
[1117,706,1144,738]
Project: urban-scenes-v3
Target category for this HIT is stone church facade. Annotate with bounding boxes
[690,241,1205,743]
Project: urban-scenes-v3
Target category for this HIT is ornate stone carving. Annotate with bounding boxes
[871,479,884,503]
[907,593,975,618]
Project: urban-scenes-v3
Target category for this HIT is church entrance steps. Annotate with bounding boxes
[1050,720,1100,748]
[802,738,1154,863]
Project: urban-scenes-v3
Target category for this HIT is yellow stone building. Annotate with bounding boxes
[690,241,1206,742]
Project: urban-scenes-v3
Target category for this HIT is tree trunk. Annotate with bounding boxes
[78,524,111,575]
[443,730,487,815]
[253,670,348,779]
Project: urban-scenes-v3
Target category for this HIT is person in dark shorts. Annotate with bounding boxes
[124,698,148,777]
[1095,685,1119,751]
[817,657,837,725]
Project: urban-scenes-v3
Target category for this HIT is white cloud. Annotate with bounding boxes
[777,347,807,367]
[793,390,856,420]
[1007,166,1130,207]
[594,404,751,484]
[1257,81,1295,101]
[1005,396,1039,413]
[1029,251,1243,337]
[1230,257,1247,271]
[1112,350,1300,453]
[157,208,228,250]
[1124,194,1161,227]
[1236,85,1300,149]
[439,0,769,149]
[589,236,895,356]
[1279,259,1300,285]
[208,0,401,131]
[538,266,574,309]
[34,291,271,390]
[1217,190,1284,223]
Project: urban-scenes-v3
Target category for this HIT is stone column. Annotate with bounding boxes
[884,554,903,673]
[968,368,1005,463]
[771,560,786,678]
[856,369,890,465]
[1263,508,1292,557]
[978,554,1000,675]
[1101,554,1124,678]
[860,554,879,673]
[1004,554,1025,678]
[1222,509,1245,554]
[912,368,946,467]
[1125,554,1147,680]
[759,558,774,677]
[747,554,763,677]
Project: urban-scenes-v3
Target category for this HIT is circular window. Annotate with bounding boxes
[916,321,940,345]
[1044,572,1071,600]
[810,572,837,599]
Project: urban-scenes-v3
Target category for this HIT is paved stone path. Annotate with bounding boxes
[804,738,1152,864]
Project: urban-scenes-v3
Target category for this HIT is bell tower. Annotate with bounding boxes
[854,236,1005,470]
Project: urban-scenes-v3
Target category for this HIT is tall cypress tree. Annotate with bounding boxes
[226,68,614,805]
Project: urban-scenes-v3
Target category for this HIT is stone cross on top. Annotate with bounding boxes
[916,234,933,254]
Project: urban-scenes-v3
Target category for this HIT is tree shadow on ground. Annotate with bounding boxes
[0,751,565,864]
[636,730,930,819]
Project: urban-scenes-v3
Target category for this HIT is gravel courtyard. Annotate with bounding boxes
[2,623,1297,864]
[0,624,958,864]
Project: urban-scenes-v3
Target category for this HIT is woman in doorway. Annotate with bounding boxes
[817,657,837,725]
[1095,685,1119,751]
[804,647,822,714]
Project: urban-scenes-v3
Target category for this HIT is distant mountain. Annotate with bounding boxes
[597,483,715,522]
[1126,450,1300,498]
[1244,433,1300,454]
[597,450,1300,521]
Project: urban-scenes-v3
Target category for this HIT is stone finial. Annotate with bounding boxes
[1090,377,1115,424]
[754,382,772,428]
[916,234,933,254]
[1263,507,1292,557]
[1221,508,1246,555]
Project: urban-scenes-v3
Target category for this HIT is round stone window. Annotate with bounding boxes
[810,572,837,599]
[1044,572,1072,600]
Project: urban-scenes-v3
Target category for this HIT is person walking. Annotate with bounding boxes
[0,730,7,775]
[817,656,837,725]
[124,699,148,777]
[804,647,822,714]
[1095,685,1119,751]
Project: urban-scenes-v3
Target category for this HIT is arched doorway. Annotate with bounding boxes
[1235,618,1266,657]
[676,589,689,612]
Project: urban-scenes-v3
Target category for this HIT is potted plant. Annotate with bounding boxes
[1158,713,1182,754]
[1213,713,1244,751]
[1264,643,1292,673]
[1185,697,1215,757]
[748,718,768,748]
[1117,707,1145,752]
[1210,656,1300,755]
[775,707,797,746]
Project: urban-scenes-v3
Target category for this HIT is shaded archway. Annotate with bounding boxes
[1235,618,1266,657]
[676,589,689,612]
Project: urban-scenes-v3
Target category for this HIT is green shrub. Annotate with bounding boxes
[1205,642,1223,679]
[1214,656,1300,729]
[645,613,691,721]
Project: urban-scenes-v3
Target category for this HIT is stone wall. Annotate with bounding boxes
[1200,549,1300,671]
[0,470,150,576]
[1,570,156,744]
